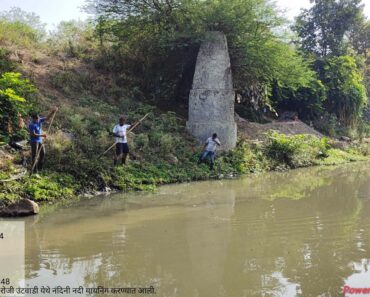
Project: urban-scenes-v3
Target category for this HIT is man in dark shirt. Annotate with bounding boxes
[29,107,58,173]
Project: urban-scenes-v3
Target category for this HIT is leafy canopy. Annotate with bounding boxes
[87,0,314,102]
[293,0,365,57]
[0,72,36,141]
[323,55,367,126]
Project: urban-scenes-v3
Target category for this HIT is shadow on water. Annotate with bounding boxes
[12,162,370,296]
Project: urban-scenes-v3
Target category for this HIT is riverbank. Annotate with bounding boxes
[1,17,370,214]
[2,123,370,214]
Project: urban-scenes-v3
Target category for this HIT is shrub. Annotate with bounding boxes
[0,72,36,142]
[0,48,16,74]
[264,131,330,168]
[134,133,149,150]
[47,131,73,165]
[24,174,75,201]
[323,56,367,127]
[0,20,41,47]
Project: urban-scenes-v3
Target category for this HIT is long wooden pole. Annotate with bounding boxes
[99,113,150,159]
[30,110,57,176]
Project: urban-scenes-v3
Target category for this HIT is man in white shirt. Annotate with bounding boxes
[198,133,221,170]
[113,116,131,165]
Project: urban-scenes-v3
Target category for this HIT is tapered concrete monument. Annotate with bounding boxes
[187,31,237,150]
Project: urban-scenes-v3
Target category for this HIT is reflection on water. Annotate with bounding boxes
[10,163,370,296]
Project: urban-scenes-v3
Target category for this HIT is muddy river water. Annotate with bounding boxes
[11,163,370,296]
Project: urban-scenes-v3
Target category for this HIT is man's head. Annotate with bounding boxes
[212,133,217,139]
[31,112,39,122]
[119,116,125,126]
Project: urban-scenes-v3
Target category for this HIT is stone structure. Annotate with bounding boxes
[187,31,237,150]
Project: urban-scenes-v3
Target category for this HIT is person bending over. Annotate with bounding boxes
[198,133,221,170]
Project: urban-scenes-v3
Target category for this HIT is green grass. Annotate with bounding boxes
[2,128,370,208]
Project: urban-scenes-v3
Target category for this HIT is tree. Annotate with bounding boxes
[47,20,97,58]
[0,7,46,39]
[349,17,370,58]
[87,0,313,107]
[293,0,364,57]
[323,56,367,126]
[273,77,327,121]
[0,8,46,48]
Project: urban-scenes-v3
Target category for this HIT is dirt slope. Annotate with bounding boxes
[236,114,323,140]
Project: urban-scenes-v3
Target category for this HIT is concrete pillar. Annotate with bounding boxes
[187,31,237,150]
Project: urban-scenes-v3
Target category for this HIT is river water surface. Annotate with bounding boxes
[15,163,370,296]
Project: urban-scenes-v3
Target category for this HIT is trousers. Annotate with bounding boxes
[31,142,45,172]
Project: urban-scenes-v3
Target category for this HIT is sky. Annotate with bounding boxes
[0,0,369,31]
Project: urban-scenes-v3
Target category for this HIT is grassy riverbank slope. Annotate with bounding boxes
[1,11,370,209]
[2,106,370,207]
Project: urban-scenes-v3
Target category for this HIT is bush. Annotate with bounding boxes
[273,78,327,121]
[47,131,73,164]
[46,20,98,59]
[0,48,16,74]
[50,70,92,95]
[264,131,330,168]
[133,133,149,151]
[0,20,41,48]
[24,174,75,201]
[323,56,367,127]
[0,72,36,142]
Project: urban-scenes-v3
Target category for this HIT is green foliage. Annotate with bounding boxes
[323,55,367,127]
[198,0,314,92]
[293,0,364,57]
[24,174,75,201]
[0,172,75,205]
[133,133,149,151]
[2,101,370,207]
[89,0,314,105]
[50,70,93,96]
[217,141,268,174]
[0,48,16,74]
[264,132,330,168]
[313,112,338,136]
[47,20,98,59]
[273,77,327,120]
[291,0,368,134]
[0,7,46,36]
[319,148,367,165]
[0,19,41,48]
[349,16,370,57]
[0,72,36,141]
[1,2,370,210]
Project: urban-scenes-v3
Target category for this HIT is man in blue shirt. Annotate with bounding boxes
[29,107,58,173]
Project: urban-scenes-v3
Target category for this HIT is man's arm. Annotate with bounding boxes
[45,107,58,122]
[215,138,221,146]
[112,126,120,138]
[29,126,46,138]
